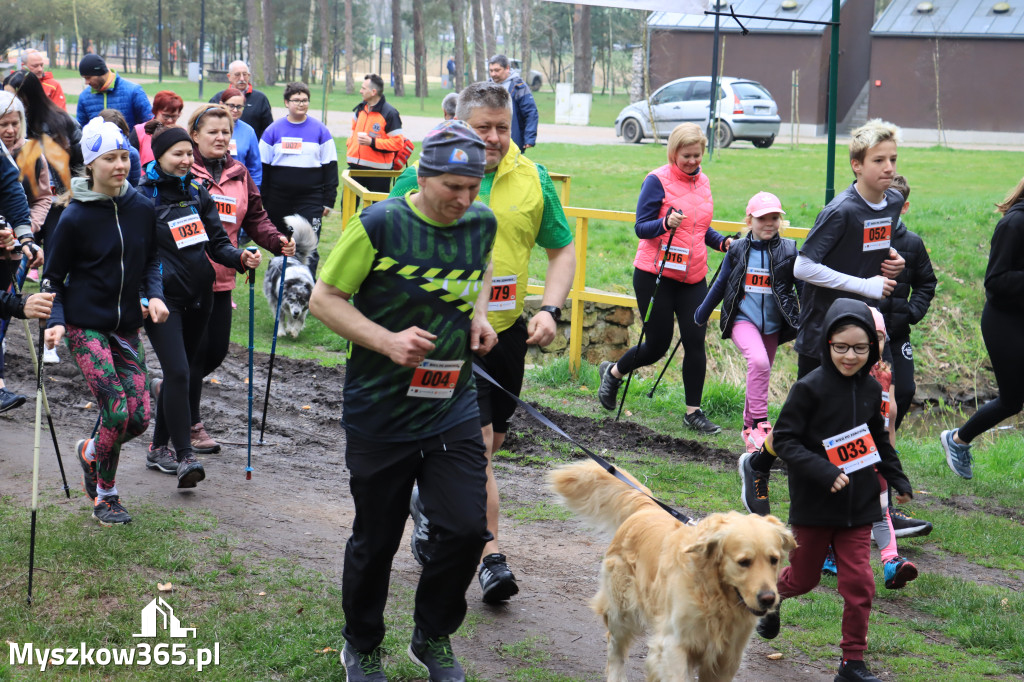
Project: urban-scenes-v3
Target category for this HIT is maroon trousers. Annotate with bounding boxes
[777,523,875,660]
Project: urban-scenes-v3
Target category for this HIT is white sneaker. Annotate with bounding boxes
[43,346,60,364]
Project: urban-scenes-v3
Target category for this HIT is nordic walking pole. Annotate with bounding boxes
[258,223,294,444]
[245,246,258,480]
[647,339,681,399]
[12,260,70,498]
[645,247,728,401]
[27,283,50,605]
[616,211,681,421]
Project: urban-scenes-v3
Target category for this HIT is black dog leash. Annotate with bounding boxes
[472,364,696,526]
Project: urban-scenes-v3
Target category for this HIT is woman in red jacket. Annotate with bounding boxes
[597,123,732,434]
[186,104,295,453]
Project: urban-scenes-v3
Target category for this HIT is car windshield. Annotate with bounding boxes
[732,82,772,100]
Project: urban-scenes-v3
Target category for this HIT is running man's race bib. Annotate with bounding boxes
[822,423,881,474]
[211,194,238,224]
[744,267,771,294]
[407,359,464,399]
[863,218,891,252]
[168,214,209,249]
[488,275,517,312]
[281,137,303,154]
[660,243,689,272]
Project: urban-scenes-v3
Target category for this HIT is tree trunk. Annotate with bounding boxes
[391,0,405,95]
[470,0,485,82]
[413,0,427,97]
[344,0,354,93]
[481,0,495,61]
[303,0,317,82]
[262,0,276,85]
[520,0,531,75]
[246,0,266,85]
[320,0,331,88]
[447,0,466,91]
[572,4,591,93]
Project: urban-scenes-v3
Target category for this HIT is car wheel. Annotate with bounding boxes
[622,118,644,144]
[752,134,775,149]
[712,121,734,149]
[530,75,542,92]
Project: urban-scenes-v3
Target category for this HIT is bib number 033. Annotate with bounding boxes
[822,423,881,474]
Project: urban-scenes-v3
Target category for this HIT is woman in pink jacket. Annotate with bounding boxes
[597,123,732,434]
[184,104,295,453]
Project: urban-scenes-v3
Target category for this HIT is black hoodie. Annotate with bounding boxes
[983,200,1024,315]
[773,298,912,528]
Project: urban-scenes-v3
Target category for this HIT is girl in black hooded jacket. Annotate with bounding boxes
[139,124,261,489]
[756,297,912,682]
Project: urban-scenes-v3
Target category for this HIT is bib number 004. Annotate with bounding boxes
[407,359,464,399]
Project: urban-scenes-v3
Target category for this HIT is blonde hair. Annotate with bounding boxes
[849,119,899,164]
[187,104,234,137]
[667,123,707,164]
[996,176,1024,215]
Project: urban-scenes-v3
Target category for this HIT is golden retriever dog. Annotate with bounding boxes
[548,461,796,682]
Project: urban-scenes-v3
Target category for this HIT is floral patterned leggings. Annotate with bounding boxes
[65,326,150,493]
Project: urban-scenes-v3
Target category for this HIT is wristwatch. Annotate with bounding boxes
[539,305,562,322]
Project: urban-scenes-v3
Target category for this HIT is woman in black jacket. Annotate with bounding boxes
[43,117,167,526]
[941,177,1024,480]
[758,298,912,682]
[140,124,261,489]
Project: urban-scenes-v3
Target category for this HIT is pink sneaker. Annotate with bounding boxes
[747,421,773,451]
[27,268,39,282]
[742,427,755,453]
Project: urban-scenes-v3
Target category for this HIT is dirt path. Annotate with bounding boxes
[0,319,967,681]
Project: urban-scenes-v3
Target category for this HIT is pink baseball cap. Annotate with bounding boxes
[869,306,886,334]
[746,191,786,217]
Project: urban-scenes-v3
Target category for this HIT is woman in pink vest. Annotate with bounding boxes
[597,123,732,434]
[183,104,295,454]
[128,90,183,165]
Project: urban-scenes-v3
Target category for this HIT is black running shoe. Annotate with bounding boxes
[407,629,465,682]
[340,642,387,682]
[176,453,205,488]
[146,444,178,474]
[683,408,721,435]
[0,386,27,413]
[834,658,883,682]
[756,607,780,640]
[479,552,519,603]
[93,496,132,525]
[77,438,97,503]
[739,451,770,516]
[889,506,933,538]
[597,361,622,411]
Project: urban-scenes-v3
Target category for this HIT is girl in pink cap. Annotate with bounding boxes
[695,191,800,452]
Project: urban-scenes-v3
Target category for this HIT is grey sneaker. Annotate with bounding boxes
[408,629,465,682]
[597,361,622,411]
[683,408,721,435]
[93,495,132,525]
[738,451,770,516]
[940,429,973,479]
[409,485,431,566]
[340,642,387,682]
[146,444,178,474]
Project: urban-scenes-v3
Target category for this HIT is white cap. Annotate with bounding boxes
[80,117,130,166]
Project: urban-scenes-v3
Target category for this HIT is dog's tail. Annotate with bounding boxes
[283,215,318,265]
[547,461,658,535]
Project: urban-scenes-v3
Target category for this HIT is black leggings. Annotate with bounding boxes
[188,290,234,425]
[958,304,1024,443]
[0,259,20,381]
[889,335,916,431]
[615,268,708,407]
[145,291,214,458]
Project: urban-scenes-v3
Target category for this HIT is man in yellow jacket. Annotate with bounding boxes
[347,73,407,194]
[390,81,575,604]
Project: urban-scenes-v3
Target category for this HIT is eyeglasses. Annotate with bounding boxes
[829,342,871,355]
[225,104,244,111]
[287,99,310,105]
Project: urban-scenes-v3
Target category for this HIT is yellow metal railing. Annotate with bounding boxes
[339,169,808,374]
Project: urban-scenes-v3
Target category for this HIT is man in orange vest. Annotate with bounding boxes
[346,73,407,194]
[23,50,66,110]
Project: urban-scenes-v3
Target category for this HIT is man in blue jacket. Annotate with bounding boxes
[488,55,538,152]
[76,55,153,129]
